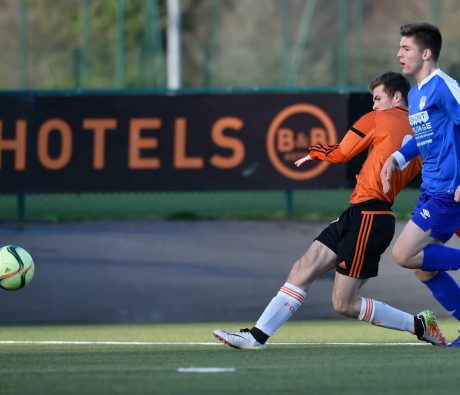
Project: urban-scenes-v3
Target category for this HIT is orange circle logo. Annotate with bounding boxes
[266,104,337,180]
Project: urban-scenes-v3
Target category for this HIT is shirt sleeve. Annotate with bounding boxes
[392,136,419,168]
[437,79,460,126]
[308,112,374,163]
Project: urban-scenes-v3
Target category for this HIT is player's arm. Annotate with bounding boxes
[305,113,375,164]
[380,136,419,194]
[296,113,374,167]
[307,131,366,163]
[295,133,365,167]
[391,135,419,168]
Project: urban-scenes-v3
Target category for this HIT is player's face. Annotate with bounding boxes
[372,85,395,111]
[397,36,424,76]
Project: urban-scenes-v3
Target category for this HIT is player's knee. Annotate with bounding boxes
[391,244,412,268]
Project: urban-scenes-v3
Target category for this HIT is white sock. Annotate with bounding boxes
[255,282,307,336]
[358,297,414,333]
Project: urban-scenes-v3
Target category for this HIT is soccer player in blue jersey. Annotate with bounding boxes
[381,22,460,346]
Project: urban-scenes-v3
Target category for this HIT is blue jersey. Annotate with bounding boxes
[395,69,460,194]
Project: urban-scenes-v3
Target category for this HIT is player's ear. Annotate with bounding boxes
[422,48,432,61]
[393,91,402,104]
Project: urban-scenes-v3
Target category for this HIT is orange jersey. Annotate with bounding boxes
[309,107,421,205]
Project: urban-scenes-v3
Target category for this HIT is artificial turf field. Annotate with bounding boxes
[0,320,458,395]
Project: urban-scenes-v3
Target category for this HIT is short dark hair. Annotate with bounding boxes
[368,72,411,105]
[400,22,442,62]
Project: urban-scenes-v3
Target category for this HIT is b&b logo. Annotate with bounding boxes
[266,103,337,180]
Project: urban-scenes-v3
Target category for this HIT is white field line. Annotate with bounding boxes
[0,340,427,346]
[178,367,236,373]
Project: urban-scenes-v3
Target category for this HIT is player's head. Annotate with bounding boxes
[398,22,442,76]
[368,72,410,111]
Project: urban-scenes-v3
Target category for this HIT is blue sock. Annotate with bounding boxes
[421,244,460,271]
[422,272,460,320]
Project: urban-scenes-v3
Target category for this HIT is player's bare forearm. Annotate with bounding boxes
[380,156,398,194]
[455,185,460,202]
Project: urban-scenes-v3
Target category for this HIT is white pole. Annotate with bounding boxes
[167,0,181,89]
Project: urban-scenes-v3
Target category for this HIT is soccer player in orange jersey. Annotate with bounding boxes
[213,72,447,349]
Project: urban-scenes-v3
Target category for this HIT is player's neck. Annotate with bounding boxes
[414,63,438,84]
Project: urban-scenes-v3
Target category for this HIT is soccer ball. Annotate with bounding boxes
[0,245,35,291]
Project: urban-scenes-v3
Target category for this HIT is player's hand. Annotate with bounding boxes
[455,185,460,202]
[295,154,312,167]
[380,156,398,194]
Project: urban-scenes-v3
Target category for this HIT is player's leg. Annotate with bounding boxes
[393,194,460,271]
[332,272,413,330]
[332,272,446,345]
[415,269,460,321]
[332,223,415,333]
[213,211,349,349]
[213,239,336,349]
[333,202,447,345]
[391,219,433,268]
[391,218,460,270]
[392,194,460,320]
[413,270,436,282]
[253,240,336,339]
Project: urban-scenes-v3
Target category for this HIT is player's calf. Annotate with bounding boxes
[332,296,359,318]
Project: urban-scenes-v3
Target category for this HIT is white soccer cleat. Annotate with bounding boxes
[416,310,447,346]
[213,328,267,349]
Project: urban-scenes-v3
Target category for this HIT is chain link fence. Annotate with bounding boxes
[1,0,458,90]
[0,189,421,221]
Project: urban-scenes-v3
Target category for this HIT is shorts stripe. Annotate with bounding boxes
[350,214,370,277]
[279,286,305,304]
[357,215,374,278]
[361,210,394,216]
[350,213,374,278]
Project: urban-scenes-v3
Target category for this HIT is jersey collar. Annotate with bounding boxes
[417,68,440,90]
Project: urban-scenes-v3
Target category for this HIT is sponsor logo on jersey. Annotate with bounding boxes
[419,96,427,110]
[409,111,429,125]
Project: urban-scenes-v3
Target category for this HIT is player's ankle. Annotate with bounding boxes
[413,315,424,338]
[250,327,269,344]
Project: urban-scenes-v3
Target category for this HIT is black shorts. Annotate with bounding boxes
[315,200,395,279]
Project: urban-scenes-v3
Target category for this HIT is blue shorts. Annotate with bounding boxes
[411,189,460,243]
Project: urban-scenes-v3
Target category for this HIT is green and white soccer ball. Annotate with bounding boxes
[0,245,35,291]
